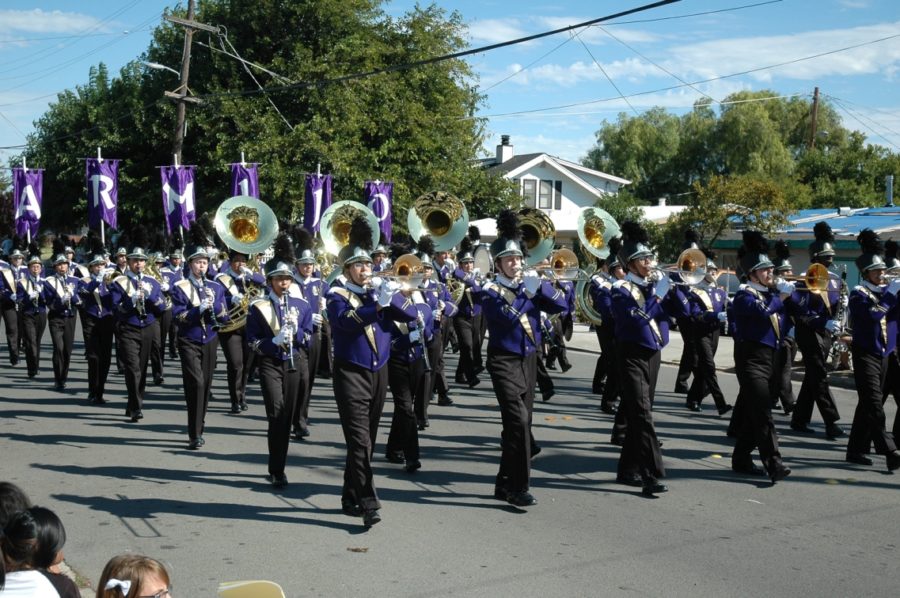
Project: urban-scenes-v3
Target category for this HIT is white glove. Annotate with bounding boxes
[523,270,541,295]
[654,275,671,299]
[29,291,39,301]
[160,281,170,292]
[233,292,244,302]
[94,273,104,283]
[369,276,385,290]
[432,308,442,322]
[377,281,399,307]
[445,258,456,271]
[887,279,900,296]
[776,280,795,295]
[241,266,253,276]
[198,298,212,313]
[272,328,289,347]
[824,320,840,333]
[409,329,421,343]
[311,313,323,326]
[473,268,481,277]
[717,311,728,323]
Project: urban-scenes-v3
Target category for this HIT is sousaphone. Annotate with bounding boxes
[408,191,469,252]
[319,200,380,257]
[577,206,620,259]
[214,195,279,255]
[519,207,555,267]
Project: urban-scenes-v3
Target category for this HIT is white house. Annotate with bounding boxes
[472,136,632,247]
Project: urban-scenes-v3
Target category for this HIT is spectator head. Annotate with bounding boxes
[1,506,67,588]
[0,482,32,529]
[96,554,171,598]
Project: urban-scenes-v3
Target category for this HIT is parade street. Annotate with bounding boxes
[2,325,898,597]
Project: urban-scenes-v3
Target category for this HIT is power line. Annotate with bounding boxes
[829,97,900,151]
[0,27,153,46]
[574,34,639,116]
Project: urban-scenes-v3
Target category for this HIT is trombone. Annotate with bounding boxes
[649,248,708,286]
[774,263,831,292]
[533,248,591,281]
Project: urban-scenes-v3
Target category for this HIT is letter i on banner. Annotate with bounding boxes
[86,149,120,245]
[230,154,260,198]
[13,162,43,244]
[364,180,392,243]
[303,172,332,234]
[160,164,196,234]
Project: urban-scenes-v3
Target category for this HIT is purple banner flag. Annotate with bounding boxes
[86,159,119,230]
[303,174,332,234]
[13,168,43,239]
[364,180,393,243]
[160,166,196,233]
[230,163,260,198]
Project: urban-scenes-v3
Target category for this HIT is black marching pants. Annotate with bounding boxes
[488,349,537,493]
[616,342,664,481]
[48,313,76,385]
[178,336,219,440]
[21,311,47,377]
[2,302,19,363]
[220,329,253,408]
[387,356,424,461]
[453,314,480,383]
[85,315,114,400]
[333,359,388,511]
[732,342,783,467]
[792,325,840,426]
[118,322,154,414]
[675,318,695,389]
[687,329,727,411]
[847,348,897,456]
[770,338,797,411]
[292,329,320,432]
[259,353,305,477]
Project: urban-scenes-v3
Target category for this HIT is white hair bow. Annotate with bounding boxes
[105,578,132,595]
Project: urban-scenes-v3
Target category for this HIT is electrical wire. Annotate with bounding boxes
[829,97,900,151]
[574,33,639,116]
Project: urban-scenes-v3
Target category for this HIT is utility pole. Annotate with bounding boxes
[164,0,216,163]
[808,86,820,149]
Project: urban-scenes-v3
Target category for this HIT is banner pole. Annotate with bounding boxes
[97,147,106,246]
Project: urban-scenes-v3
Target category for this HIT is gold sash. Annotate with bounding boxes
[857,287,887,347]
[745,286,780,340]
[624,281,661,343]
[331,287,377,354]
[251,299,281,335]
[490,283,536,345]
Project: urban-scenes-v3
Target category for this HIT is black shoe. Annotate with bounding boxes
[437,396,454,406]
[641,480,668,496]
[130,410,143,422]
[545,361,557,370]
[455,375,468,384]
[363,509,382,527]
[616,472,643,487]
[417,421,427,431]
[673,384,689,394]
[825,423,845,440]
[790,422,816,434]
[600,403,618,415]
[782,403,795,416]
[732,462,765,476]
[188,438,202,450]
[468,377,481,388]
[766,460,791,483]
[404,459,421,473]
[10,355,18,366]
[198,436,205,447]
[230,404,242,414]
[239,401,248,411]
[473,365,485,375]
[560,361,572,373]
[718,404,733,416]
[686,401,701,412]
[153,376,164,385]
[54,382,66,391]
[506,490,537,507]
[493,486,510,501]
[846,453,873,466]
[610,436,625,446]
[266,473,288,488]
[531,445,542,458]
[887,450,900,472]
[385,452,404,464]
[169,352,177,360]
[27,371,36,379]
[542,391,554,402]
[342,501,363,517]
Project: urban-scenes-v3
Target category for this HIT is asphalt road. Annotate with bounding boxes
[2,326,898,597]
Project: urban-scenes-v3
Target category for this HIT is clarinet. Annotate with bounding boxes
[417,310,431,373]
[282,294,297,373]
[198,277,221,331]
[135,274,147,321]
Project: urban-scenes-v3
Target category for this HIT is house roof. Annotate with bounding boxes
[484,153,632,196]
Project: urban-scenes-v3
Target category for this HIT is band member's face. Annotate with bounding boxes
[298,263,314,278]
[11,257,23,267]
[705,268,719,283]
[129,258,146,274]
[752,266,775,287]
[816,255,835,268]
[271,274,292,295]
[610,265,625,280]
[865,268,885,286]
[171,257,182,268]
[65,251,75,262]
[29,263,41,276]
[347,261,372,286]
[190,257,209,278]
[89,263,103,275]
[497,255,522,279]
[422,265,434,283]
[231,256,247,271]
[629,256,653,279]
[116,255,127,267]
[460,261,474,273]
[55,263,68,276]
[372,254,385,265]
[435,251,449,265]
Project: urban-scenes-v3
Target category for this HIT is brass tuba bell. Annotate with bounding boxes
[408,191,469,252]
[577,206,620,259]
[319,200,380,257]
[214,195,280,256]
[518,207,555,267]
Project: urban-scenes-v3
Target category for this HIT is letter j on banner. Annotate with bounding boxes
[86,158,119,230]
[364,180,392,243]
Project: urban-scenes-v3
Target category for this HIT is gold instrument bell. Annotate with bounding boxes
[519,207,555,267]
[214,195,279,255]
[653,247,708,286]
[408,191,469,252]
[779,262,831,292]
[319,200,380,257]
[577,206,621,259]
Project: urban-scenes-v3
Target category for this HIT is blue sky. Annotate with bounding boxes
[0,0,898,167]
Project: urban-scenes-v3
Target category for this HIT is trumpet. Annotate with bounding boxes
[773,263,831,292]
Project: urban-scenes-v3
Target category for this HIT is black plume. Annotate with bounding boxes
[27,241,40,259]
[459,236,474,255]
[496,209,520,241]
[607,236,622,259]
[467,225,481,242]
[620,220,648,244]
[170,227,184,251]
[774,240,790,260]
[885,239,899,260]
[151,231,167,254]
[857,228,883,255]
[86,231,105,257]
[294,226,314,252]
[131,224,150,250]
[741,230,769,254]
[196,212,215,245]
[378,232,388,247]
[417,235,435,257]
[116,233,130,252]
[12,234,25,251]
[391,232,413,248]
[272,233,295,263]
[684,229,700,244]
[186,223,209,249]
[703,247,717,261]
[390,241,410,262]
[52,236,66,256]
[348,217,374,251]
[813,221,834,243]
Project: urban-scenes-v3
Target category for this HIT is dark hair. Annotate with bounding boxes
[0,506,67,588]
[0,482,32,529]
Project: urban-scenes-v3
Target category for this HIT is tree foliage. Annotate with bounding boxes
[15,0,513,235]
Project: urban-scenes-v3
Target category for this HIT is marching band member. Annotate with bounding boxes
[17,249,48,379]
[790,222,844,439]
[108,232,166,422]
[610,222,688,496]
[216,248,264,415]
[0,243,24,366]
[730,231,793,483]
[79,243,115,405]
[149,250,170,386]
[291,228,326,438]
[591,237,624,417]
[161,244,185,360]
[673,230,701,394]
[43,246,81,391]
[535,301,556,403]
[170,226,230,449]
[63,241,88,278]
[416,236,458,426]
[683,250,731,415]
[845,229,900,471]
[545,276,574,373]
[477,210,568,508]
[371,240,388,273]
[882,239,900,441]
[770,241,797,414]
[111,236,130,376]
[432,245,459,353]
[246,234,313,488]
[451,235,483,388]
[385,242,434,472]
[326,217,418,526]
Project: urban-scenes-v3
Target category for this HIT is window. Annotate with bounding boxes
[554,181,562,210]
[539,180,553,209]
[522,179,536,208]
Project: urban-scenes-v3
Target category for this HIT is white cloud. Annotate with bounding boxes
[536,17,662,45]
[482,130,598,163]
[838,0,871,8]
[484,57,666,89]
[467,18,530,45]
[0,9,110,34]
